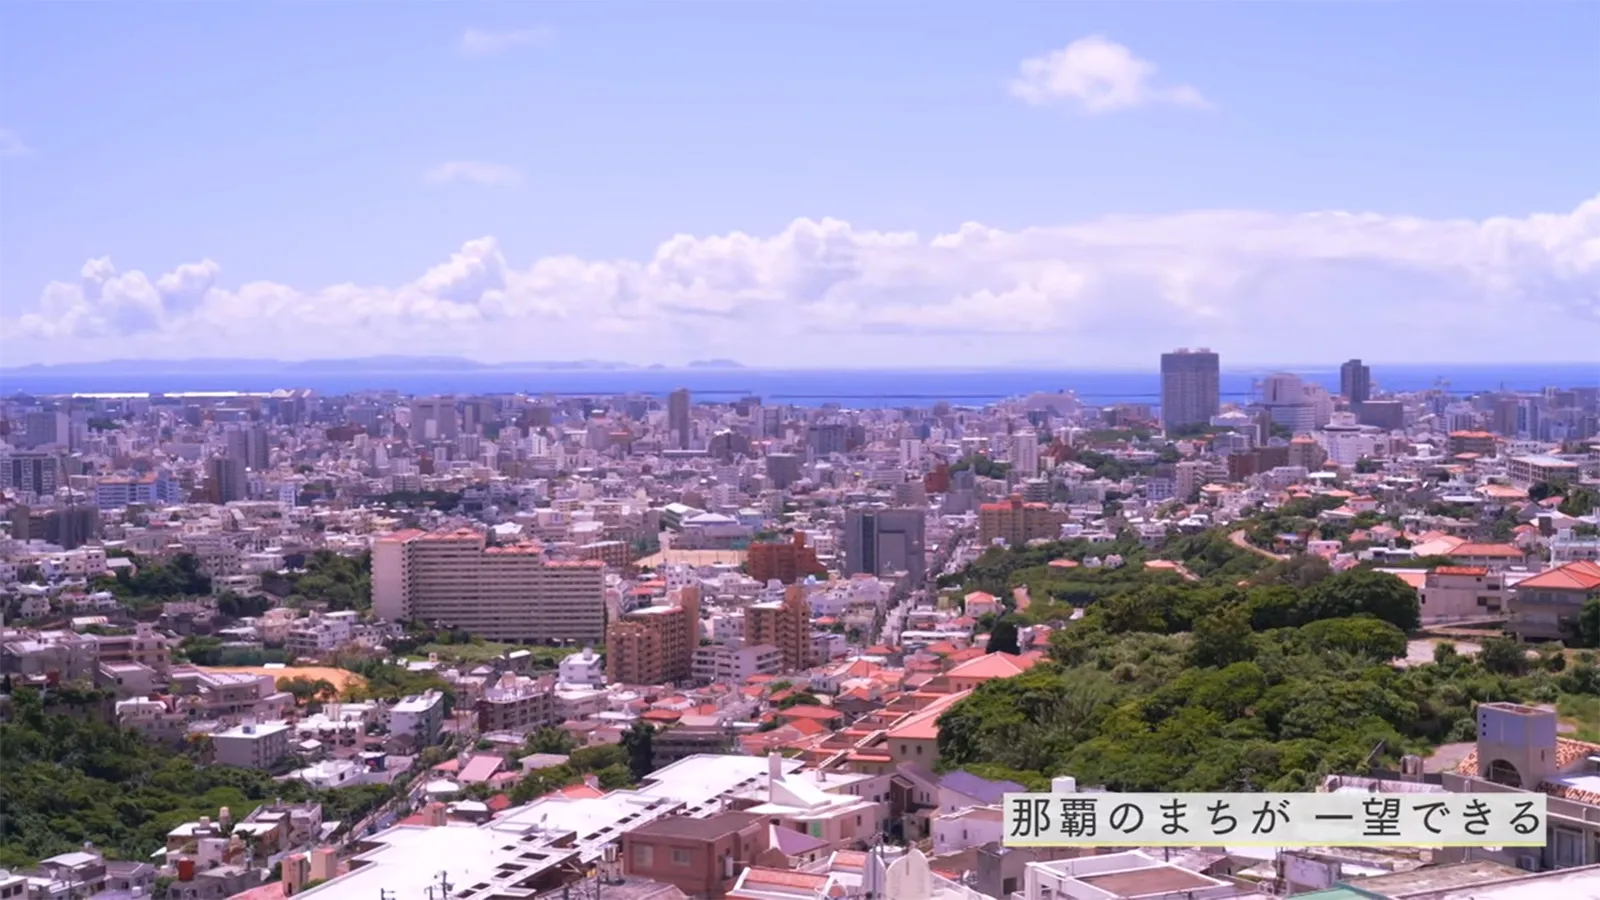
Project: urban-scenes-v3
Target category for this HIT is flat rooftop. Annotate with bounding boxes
[300,755,804,900]
[1076,865,1224,897]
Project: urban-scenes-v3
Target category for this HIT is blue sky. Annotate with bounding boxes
[2,2,1597,367]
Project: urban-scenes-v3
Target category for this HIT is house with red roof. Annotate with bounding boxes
[1510,560,1600,641]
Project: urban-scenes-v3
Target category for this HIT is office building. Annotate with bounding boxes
[1340,358,1372,405]
[408,397,458,442]
[206,456,248,504]
[8,503,100,550]
[843,506,926,586]
[20,411,69,449]
[371,529,606,642]
[1159,348,1220,430]
[606,585,701,684]
[977,495,1067,547]
[668,388,691,450]
[226,423,271,471]
[765,453,802,489]
[745,584,813,672]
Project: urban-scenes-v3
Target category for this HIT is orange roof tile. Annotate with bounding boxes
[1517,560,1600,591]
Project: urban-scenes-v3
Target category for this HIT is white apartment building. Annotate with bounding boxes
[558,646,606,686]
[213,720,292,770]
[285,610,360,658]
[371,528,606,642]
[691,642,783,684]
[389,690,446,747]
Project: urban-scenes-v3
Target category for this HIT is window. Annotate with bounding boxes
[1554,828,1584,868]
[916,745,923,755]
[672,849,691,867]
[633,844,654,867]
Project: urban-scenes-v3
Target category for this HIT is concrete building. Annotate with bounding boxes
[669,388,692,450]
[476,673,557,734]
[1419,566,1513,622]
[1160,348,1220,430]
[1509,560,1600,642]
[843,507,926,586]
[212,720,292,770]
[621,811,766,898]
[607,585,701,685]
[746,532,826,585]
[1508,455,1581,487]
[389,690,446,747]
[977,495,1066,548]
[692,643,783,684]
[371,529,606,643]
[1340,358,1372,404]
[744,584,812,673]
[408,397,458,442]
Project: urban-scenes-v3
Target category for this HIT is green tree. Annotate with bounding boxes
[987,617,1022,655]
[1479,637,1529,676]
[1189,604,1257,668]
[1578,598,1600,649]
[1302,569,1421,631]
[621,722,655,782]
[1298,616,1408,661]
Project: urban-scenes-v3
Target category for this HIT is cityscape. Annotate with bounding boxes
[3,4,1600,900]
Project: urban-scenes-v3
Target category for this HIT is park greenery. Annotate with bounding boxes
[92,552,212,608]
[0,687,394,868]
[281,550,372,612]
[934,531,1600,793]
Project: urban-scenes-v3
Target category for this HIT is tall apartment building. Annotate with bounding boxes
[1011,431,1040,478]
[747,531,826,585]
[1159,348,1220,430]
[205,456,248,504]
[371,529,606,642]
[1339,358,1372,405]
[409,397,459,442]
[745,584,812,673]
[843,507,926,586]
[668,388,691,450]
[226,423,272,471]
[978,495,1067,547]
[605,585,701,685]
[20,411,70,449]
[2,451,59,496]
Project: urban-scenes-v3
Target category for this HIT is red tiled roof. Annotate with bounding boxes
[1517,560,1600,591]
[1452,543,1525,557]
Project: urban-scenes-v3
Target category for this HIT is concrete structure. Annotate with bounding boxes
[607,586,701,685]
[977,495,1066,548]
[746,532,826,585]
[372,529,606,643]
[1160,348,1221,430]
[744,585,812,673]
[476,673,559,734]
[1509,561,1600,642]
[212,721,292,770]
[843,507,926,586]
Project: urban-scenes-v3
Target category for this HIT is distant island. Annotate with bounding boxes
[0,356,748,377]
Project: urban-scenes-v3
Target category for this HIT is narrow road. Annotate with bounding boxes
[1229,529,1288,561]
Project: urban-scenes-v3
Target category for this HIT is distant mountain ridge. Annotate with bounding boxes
[0,356,745,376]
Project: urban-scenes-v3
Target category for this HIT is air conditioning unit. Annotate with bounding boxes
[1516,854,1541,872]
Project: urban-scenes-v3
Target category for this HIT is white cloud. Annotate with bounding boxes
[458,27,554,57]
[1010,36,1209,113]
[0,128,34,157]
[4,197,1598,366]
[424,161,524,187]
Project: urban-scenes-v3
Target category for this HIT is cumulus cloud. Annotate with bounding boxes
[4,198,1598,366]
[0,128,33,157]
[1010,36,1209,113]
[458,27,553,57]
[424,161,524,187]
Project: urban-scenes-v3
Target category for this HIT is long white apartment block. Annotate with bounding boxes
[372,528,606,643]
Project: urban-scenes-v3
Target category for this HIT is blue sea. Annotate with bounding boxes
[1,363,1595,408]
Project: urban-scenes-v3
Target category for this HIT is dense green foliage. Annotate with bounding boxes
[934,534,1600,793]
[284,551,372,612]
[93,553,212,608]
[507,743,634,804]
[949,454,1012,479]
[0,689,392,867]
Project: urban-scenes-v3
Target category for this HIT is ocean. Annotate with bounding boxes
[1,363,1595,408]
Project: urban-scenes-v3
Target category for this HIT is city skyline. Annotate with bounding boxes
[2,4,1597,367]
